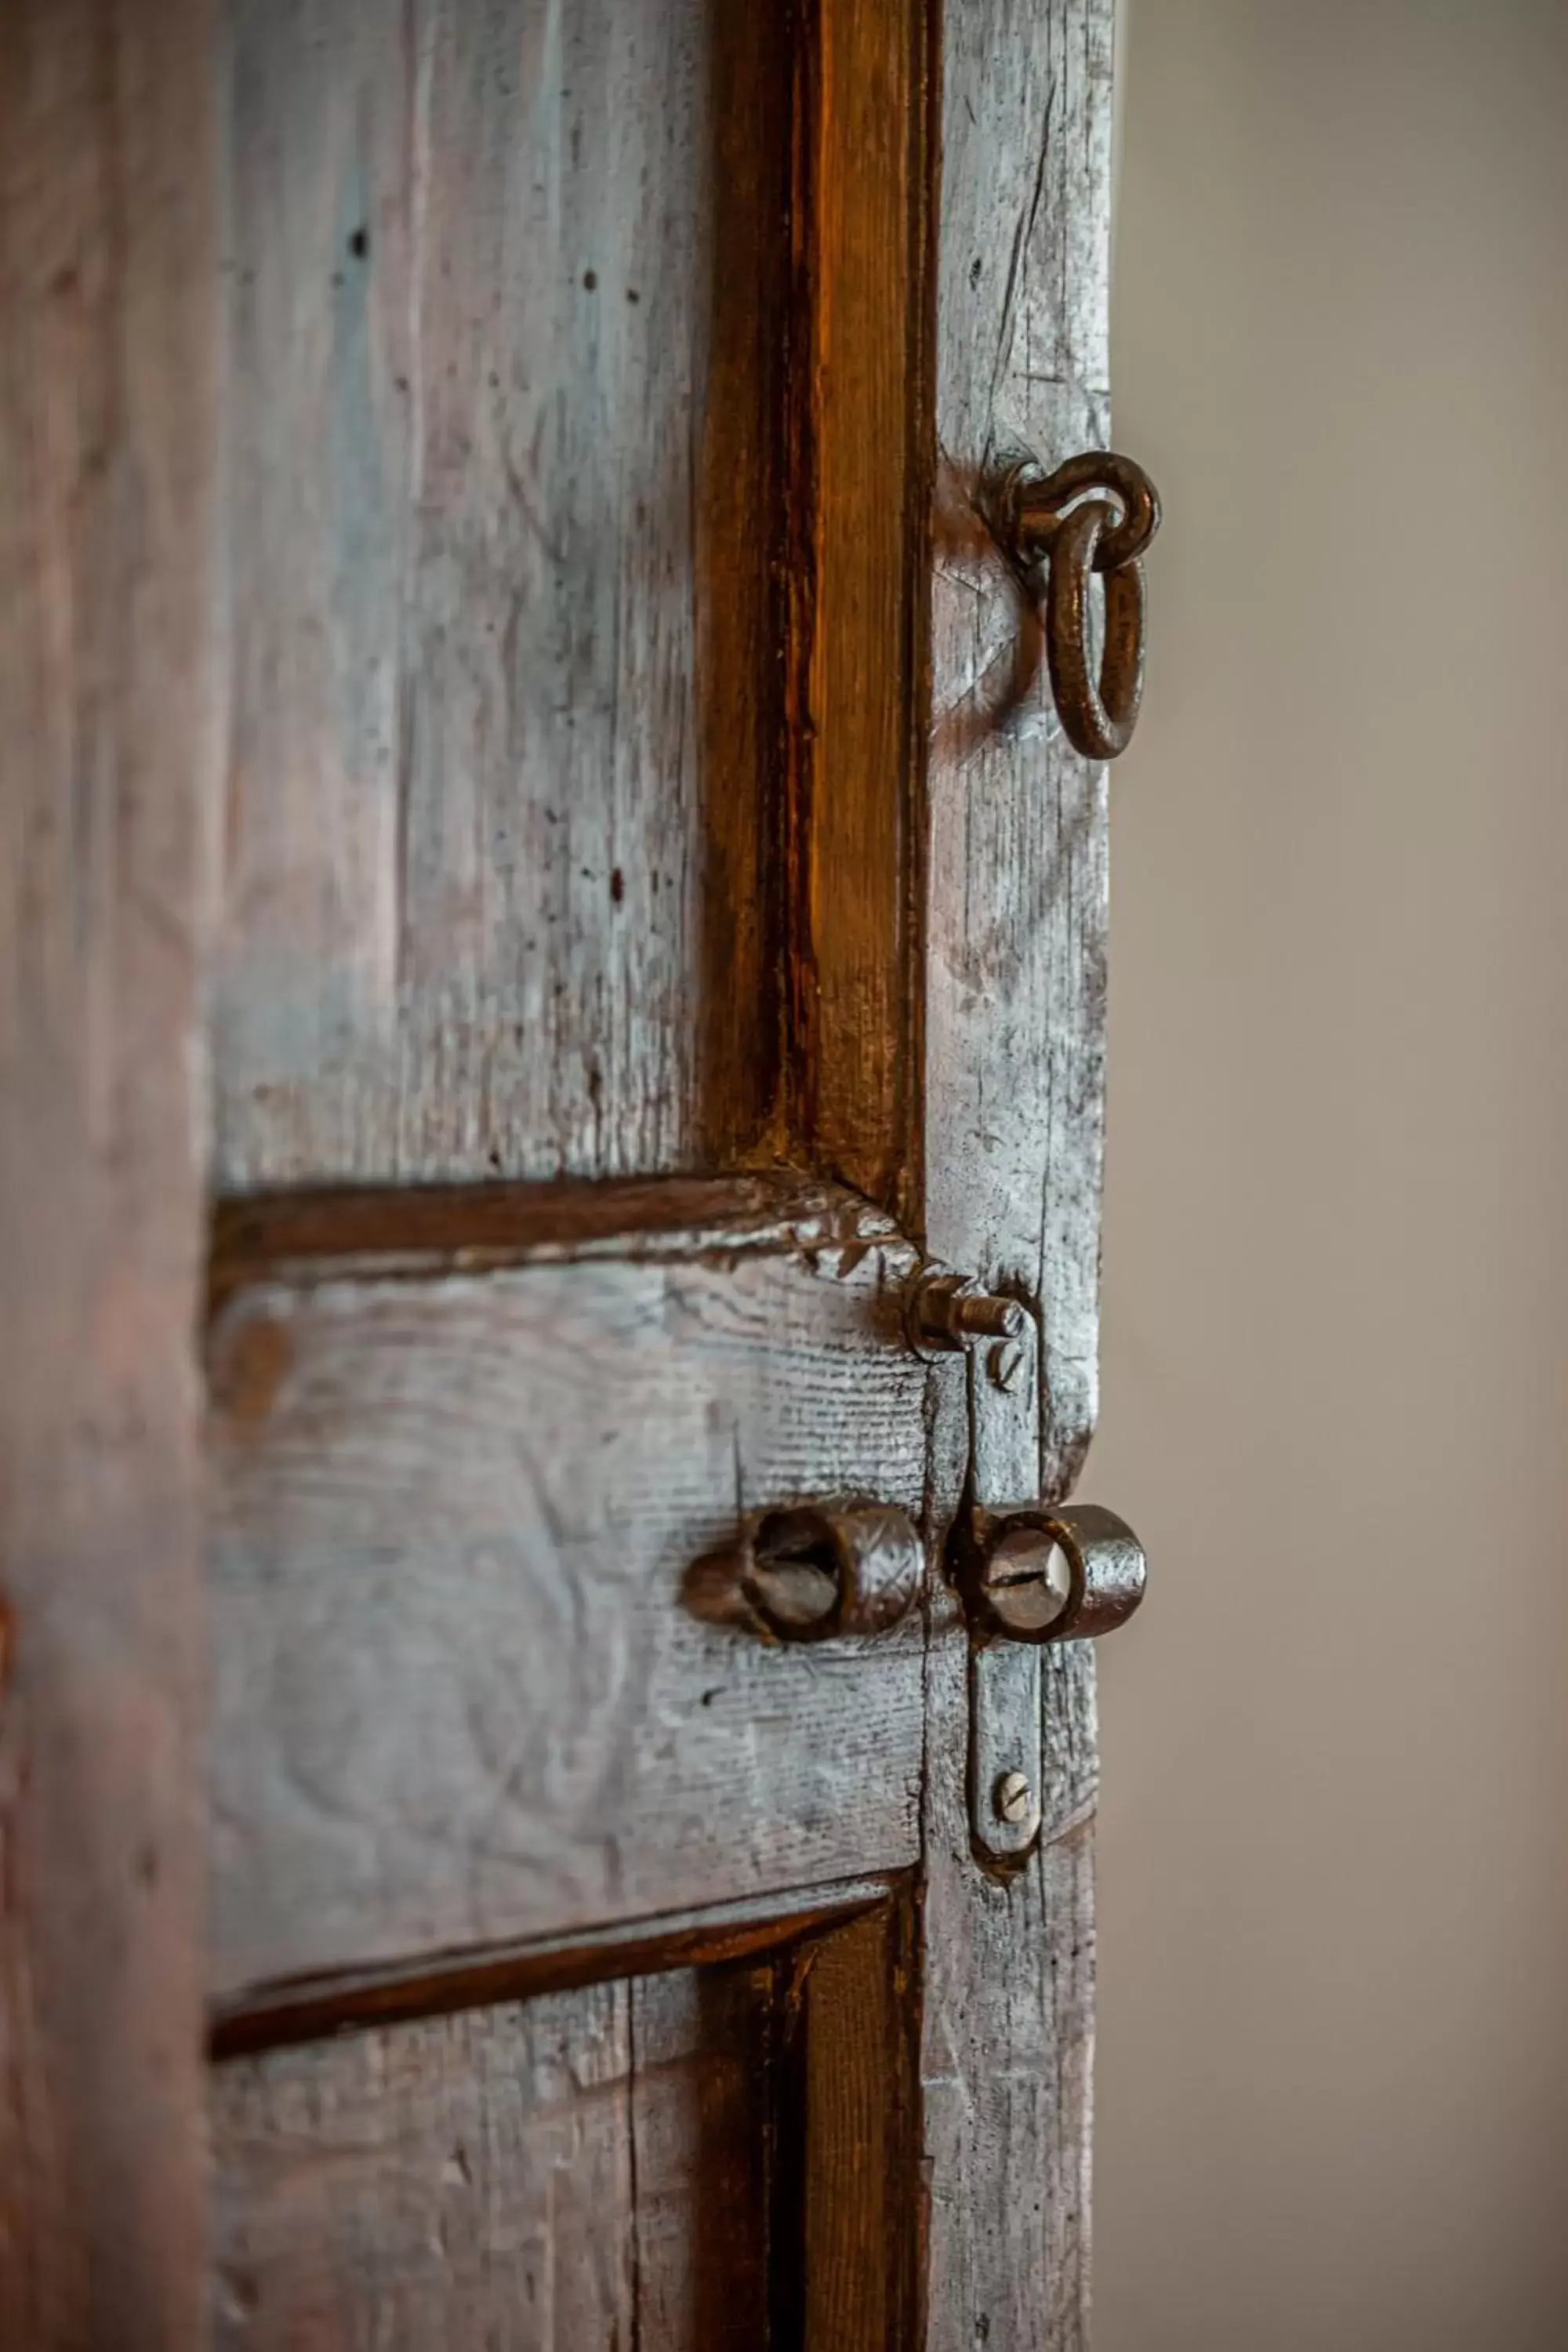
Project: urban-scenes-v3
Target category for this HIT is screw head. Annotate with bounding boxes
[993,1769,1033,1825]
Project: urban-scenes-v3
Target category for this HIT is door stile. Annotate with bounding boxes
[919,2,1118,2346]
[0,3,222,2343]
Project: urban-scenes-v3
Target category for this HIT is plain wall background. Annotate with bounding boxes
[1094,3,1568,2346]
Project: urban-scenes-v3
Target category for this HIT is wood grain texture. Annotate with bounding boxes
[209,1218,927,2000]
[919,3,1116,2345]
[216,0,791,1189]
[791,1891,923,2350]
[627,1969,775,2350]
[0,4,219,2343]
[211,1963,775,2350]
[784,0,932,1221]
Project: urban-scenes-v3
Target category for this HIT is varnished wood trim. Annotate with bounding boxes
[695,0,796,1163]
[782,0,936,1229]
[770,1880,926,2350]
[210,1875,902,2060]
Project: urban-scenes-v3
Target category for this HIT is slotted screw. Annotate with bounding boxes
[993,1769,1033,1824]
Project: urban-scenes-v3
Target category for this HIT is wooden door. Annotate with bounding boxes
[0,1,1130,2346]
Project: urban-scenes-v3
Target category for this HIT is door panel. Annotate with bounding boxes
[212,1966,775,2350]
[212,1900,918,2350]
[207,1186,924,1996]
[217,0,792,1189]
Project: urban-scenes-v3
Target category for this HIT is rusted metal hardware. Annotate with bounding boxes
[960,1502,1145,1867]
[684,1500,922,1645]
[995,449,1161,760]
[969,1642,1043,1864]
[906,1264,1027,1356]
[950,1500,1147,1646]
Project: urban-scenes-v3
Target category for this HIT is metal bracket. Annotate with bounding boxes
[969,1638,1044,1865]
[949,1279,1148,1867]
[958,1283,1046,1868]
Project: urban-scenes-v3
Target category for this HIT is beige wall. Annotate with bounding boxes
[1094,4,1568,2345]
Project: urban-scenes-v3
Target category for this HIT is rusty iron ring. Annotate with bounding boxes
[1041,495,1147,760]
[996,450,1160,760]
[1010,449,1161,573]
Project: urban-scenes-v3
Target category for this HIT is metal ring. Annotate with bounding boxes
[1042,496,1147,761]
[995,448,1160,759]
[1011,450,1161,572]
[947,1500,1148,1647]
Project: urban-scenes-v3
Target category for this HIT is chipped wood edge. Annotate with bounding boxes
[211,1873,904,2062]
[209,1170,912,1312]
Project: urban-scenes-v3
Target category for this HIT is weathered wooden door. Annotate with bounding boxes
[1,1,1138,2345]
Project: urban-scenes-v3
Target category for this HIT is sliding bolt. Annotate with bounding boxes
[906,1266,1027,1356]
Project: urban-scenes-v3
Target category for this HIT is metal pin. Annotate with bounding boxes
[907,1266,1028,1355]
[949,1292,1025,1342]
